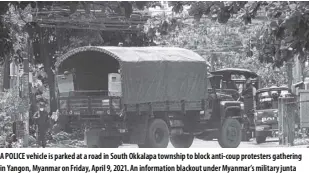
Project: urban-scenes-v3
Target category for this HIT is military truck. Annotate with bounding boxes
[255,86,290,144]
[54,46,243,148]
[210,68,260,141]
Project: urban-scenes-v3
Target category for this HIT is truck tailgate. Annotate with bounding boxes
[59,96,122,120]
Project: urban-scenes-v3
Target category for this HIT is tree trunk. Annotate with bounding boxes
[3,56,10,90]
[21,54,30,147]
[40,28,56,114]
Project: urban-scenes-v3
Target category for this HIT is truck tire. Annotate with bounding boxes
[170,135,194,148]
[218,117,242,148]
[256,135,266,144]
[139,119,169,148]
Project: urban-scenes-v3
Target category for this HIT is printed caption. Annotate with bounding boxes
[0,152,302,173]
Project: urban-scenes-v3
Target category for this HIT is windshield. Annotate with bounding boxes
[256,89,289,110]
[208,76,222,89]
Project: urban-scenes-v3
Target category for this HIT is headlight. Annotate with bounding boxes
[256,126,264,131]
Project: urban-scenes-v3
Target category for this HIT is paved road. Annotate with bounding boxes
[48,137,308,148]
[120,138,281,148]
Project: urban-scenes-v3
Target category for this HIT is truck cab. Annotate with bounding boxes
[210,68,260,141]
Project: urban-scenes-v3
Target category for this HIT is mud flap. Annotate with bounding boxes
[129,113,149,144]
[84,129,101,147]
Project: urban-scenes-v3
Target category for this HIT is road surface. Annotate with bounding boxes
[120,138,281,148]
[47,137,308,148]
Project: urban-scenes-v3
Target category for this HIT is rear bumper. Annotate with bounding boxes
[85,127,127,137]
[84,128,127,147]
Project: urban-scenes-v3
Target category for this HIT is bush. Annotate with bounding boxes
[0,87,26,147]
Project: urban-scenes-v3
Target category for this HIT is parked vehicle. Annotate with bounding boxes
[210,68,260,141]
[53,46,243,148]
[254,86,290,144]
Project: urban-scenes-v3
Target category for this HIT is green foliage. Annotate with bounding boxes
[154,15,287,87]
[0,88,25,116]
[257,2,309,68]
[169,1,261,24]
[166,1,309,68]
[4,4,32,62]
[0,2,12,61]
[0,1,160,64]
[2,1,305,79]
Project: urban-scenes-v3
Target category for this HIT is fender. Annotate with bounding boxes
[225,106,242,118]
[220,101,242,120]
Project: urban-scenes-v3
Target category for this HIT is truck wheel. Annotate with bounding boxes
[218,117,242,148]
[256,135,266,144]
[140,119,169,148]
[170,135,194,148]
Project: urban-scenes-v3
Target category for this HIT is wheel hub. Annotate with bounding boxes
[154,129,164,143]
[226,126,237,141]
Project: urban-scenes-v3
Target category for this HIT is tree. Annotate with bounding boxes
[165,1,309,69]
[0,1,162,63]
[0,1,166,113]
[256,2,309,68]
[149,11,287,87]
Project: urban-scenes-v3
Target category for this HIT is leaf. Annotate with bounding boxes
[135,1,147,10]
[172,2,184,13]
[285,36,294,43]
[289,4,297,11]
[288,40,299,49]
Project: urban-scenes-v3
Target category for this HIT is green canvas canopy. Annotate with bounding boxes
[55,46,209,104]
